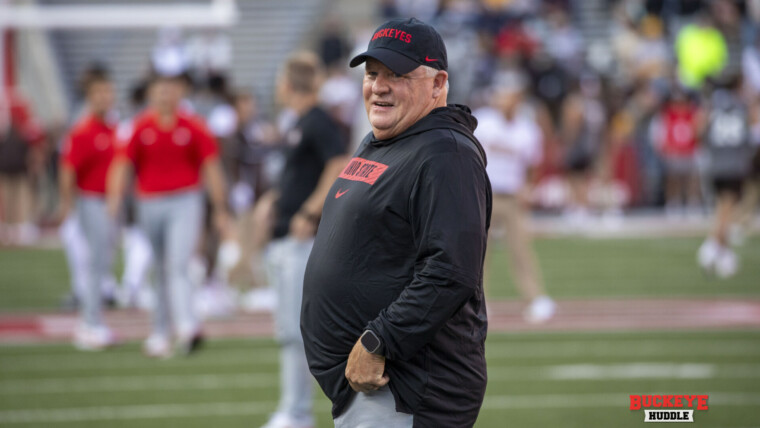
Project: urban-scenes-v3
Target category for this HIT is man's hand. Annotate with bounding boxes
[345,337,389,393]
[289,211,317,241]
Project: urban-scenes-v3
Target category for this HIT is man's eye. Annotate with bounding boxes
[392,73,403,78]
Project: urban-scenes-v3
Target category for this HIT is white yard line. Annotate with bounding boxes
[0,349,278,373]
[3,338,759,374]
[0,373,277,395]
[1,393,759,424]
[488,363,760,381]
[3,363,760,397]
[486,340,760,359]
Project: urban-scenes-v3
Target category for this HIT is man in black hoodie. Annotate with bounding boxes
[301,18,492,428]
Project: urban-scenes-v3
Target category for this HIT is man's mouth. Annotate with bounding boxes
[373,101,394,108]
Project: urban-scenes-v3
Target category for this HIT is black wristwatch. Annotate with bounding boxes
[360,330,384,355]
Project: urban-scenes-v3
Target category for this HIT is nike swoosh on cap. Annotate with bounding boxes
[425,56,438,62]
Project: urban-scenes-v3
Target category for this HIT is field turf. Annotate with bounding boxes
[0,236,759,427]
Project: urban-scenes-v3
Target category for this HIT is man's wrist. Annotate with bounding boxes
[360,330,385,356]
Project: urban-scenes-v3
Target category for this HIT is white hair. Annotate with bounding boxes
[422,65,450,90]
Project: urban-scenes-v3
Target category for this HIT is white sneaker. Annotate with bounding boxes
[175,326,204,356]
[73,324,118,351]
[697,239,721,272]
[241,287,277,313]
[143,333,172,359]
[524,296,557,324]
[715,248,739,279]
[260,412,314,428]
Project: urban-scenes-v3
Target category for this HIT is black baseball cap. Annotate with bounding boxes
[350,17,448,75]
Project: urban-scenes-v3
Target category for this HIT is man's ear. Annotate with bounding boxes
[432,71,448,98]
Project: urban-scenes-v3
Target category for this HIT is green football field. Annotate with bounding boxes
[1,236,759,427]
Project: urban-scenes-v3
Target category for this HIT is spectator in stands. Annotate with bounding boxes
[186,29,232,82]
[544,8,584,74]
[631,15,670,82]
[0,88,45,246]
[474,70,556,323]
[675,12,728,89]
[152,26,189,78]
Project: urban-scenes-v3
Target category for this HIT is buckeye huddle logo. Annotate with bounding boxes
[630,394,708,423]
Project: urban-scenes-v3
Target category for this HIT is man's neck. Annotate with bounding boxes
[90,110,108,121]
[156,109,177,128]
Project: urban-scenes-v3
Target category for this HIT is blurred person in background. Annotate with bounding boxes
[225,91,282,312]
[559,73,607,225]
[152,26,189,79]
[732,94,760,242]
[59,66,122,312]
[697,75,758,278]
[543,8,584,75]
[186,29,232,84]
[631,15,670,82]
[675,12,727,90]
[107,73,229,358]
[194,73,239,320]
[474,70,555,323]
[742,32,760,96]
[0,89,45,246]
[651,84,702,218]
[260,52,347,428]
[58,67,119,350]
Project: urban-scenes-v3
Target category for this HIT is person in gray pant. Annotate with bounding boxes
[259,52,348,428]
[59,67,119,350]
[108,73,229,358]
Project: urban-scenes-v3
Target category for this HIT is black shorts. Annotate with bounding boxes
[712,177,744,198]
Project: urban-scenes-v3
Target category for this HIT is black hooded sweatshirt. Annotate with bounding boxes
[301,104,492,427]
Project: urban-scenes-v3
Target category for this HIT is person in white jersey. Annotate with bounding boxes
[474,70,556,323]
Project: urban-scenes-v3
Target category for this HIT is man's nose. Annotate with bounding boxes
[372,75,391,94]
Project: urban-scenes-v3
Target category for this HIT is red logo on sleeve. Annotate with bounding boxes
[338,158,389,185]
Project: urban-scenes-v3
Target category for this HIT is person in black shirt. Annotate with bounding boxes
[260,52,348,428]
[301,18,492,428]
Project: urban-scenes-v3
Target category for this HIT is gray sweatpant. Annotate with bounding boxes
[334,386,413,428]
[266,237,314,420]
[138,190,203,337]
[75,196,117,328]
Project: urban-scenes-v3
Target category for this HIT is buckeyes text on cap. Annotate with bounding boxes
[349,17,448,76]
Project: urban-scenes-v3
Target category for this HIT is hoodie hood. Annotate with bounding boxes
[369,104,487,165]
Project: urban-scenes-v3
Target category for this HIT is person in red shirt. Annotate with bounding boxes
[59,68,119,350]
[108,73,228,358]
[655,87,702,216]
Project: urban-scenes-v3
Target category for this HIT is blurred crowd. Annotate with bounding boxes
[372,0,760,221]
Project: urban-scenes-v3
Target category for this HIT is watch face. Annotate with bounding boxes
[362,331,381,353]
